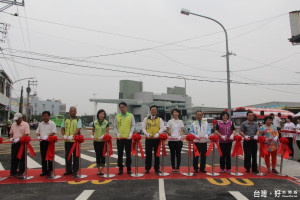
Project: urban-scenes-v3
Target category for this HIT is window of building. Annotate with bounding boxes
[52,105,54,108]
[0,78,4,94]
[5,83,10,97]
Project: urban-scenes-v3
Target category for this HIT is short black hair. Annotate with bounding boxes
[220,111,229,119]
[172,108,180,116]
[297,117,300,121]
[119,102,127,108]
[42,111,51,116]
[247,111,254,116]
[150,105,158,111]
[270,113,275,116]
[97,109,107,119]
[287,115,293,121]
[265,116,273,121]
[196,110,202,115]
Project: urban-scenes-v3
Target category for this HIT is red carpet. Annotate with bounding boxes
[0,166,295,185]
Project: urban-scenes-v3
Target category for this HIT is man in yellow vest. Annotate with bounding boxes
[142,105,165,175]
[61,106,82,178]
[114,102,135,175]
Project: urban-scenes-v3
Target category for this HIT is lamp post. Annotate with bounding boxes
[177,76,187,120]
[181,9,232,119]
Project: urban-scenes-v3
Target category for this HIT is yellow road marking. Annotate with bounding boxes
[207,178,230,186]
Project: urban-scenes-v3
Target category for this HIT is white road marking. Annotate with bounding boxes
[228,191,249,200]
[54,155,65,165]
[159,178,166,200]
[0,162,4,170]
[75,190,95,200]
[81,154,96,162]
[27,156,42,168]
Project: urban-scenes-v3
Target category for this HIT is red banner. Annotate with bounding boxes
[131,133,144,159]
[45,135,58,161]
[185,134,200,158]
[279,137,292,159]
[231,135,243,157]
[156,134,167,157]
[257,136,268,158]
[103,135,113,157]
[0,137,2,143]
[67,135,84,161]
[205,135,223,157]
[17,136,36,159]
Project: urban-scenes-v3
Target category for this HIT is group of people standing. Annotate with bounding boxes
[7,103,300,179]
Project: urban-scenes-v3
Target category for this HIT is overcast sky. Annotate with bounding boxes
[0,0,299,115]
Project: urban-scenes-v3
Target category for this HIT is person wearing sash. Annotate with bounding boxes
[214,111,236,173]
[36,111,57,177]
[61,106,82,178]
[114,102,135,175]
[259,116,279,174]
[166,108,184,173]
[91,109,109,175]
[190,111,211,174]
[142,105,165,175]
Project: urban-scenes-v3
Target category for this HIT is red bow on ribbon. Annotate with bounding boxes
[45,135,58,161]
[17,136,36,159]
[156,134,168,157]
[231,135,243,157]
[257,136,268,158]
[279,137,292,159]
[0,137,3,143]
[185,134,200,158]
[103,135,113,157]
[205,135,223,157]
[131,133,144,159]
[67,135,84,161]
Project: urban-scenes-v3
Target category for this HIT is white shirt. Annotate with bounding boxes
[167,119,184,141]
[36,120,57,137]
[283,122,295,138]
[296,124,300,141]
[273,116,282,128]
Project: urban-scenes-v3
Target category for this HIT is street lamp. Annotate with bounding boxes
[181,8,232,119]
[177,76,187,119]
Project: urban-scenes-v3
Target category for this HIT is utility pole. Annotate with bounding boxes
[19,86,23,113]
[26,80,37,122]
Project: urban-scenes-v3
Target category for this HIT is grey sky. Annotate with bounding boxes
[0,0,299,115]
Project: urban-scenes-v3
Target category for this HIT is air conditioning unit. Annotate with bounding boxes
[289,11,300,44]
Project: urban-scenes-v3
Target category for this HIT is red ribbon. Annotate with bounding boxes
[185,134,200,157]
[231,135,243,157]
[205,135,223,157]
[17,136,36,159]
[279,137,292,159]
[67,135,84,161]
[131,133,144,159]
[257,136,268,158]
[156,134,168,157]
[103,135,113,157]
[0,137,3,143]
[45,135,58,161]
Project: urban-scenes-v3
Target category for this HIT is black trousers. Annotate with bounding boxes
[7,127,10,137]
[219,143,232,170]
[168,141,183,169]
[10,142,25,175]
[287,137,294,157]
[65,142,79,174]
[145,138,160,171]
[243,140,258,171]
[193,142,207,171]
[117,139,132,170]
[40,140,53,173]
[94,141,106,167]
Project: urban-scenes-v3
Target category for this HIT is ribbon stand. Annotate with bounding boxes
[159,139,169,177]
[47,142,61,180]
[131,141,143,177]
[277,142,286,176]
[182,140,193,177]
[256,142,265,176]
[206,142,220,176]
[103,141,115,178]
[77,143,87,179]
[231,136,243,176]
[20,143,34,180]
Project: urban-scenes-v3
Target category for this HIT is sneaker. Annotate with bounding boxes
[252,170,259,175]
[226,170,231,174]
[155,170,161,175]
[200,170,207,173]
[220,169,225,173]
[272,169,279,174]
[73,174,80,179]
[172,169,176,173]
[266,168,271,173]
[246,169,250,173]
